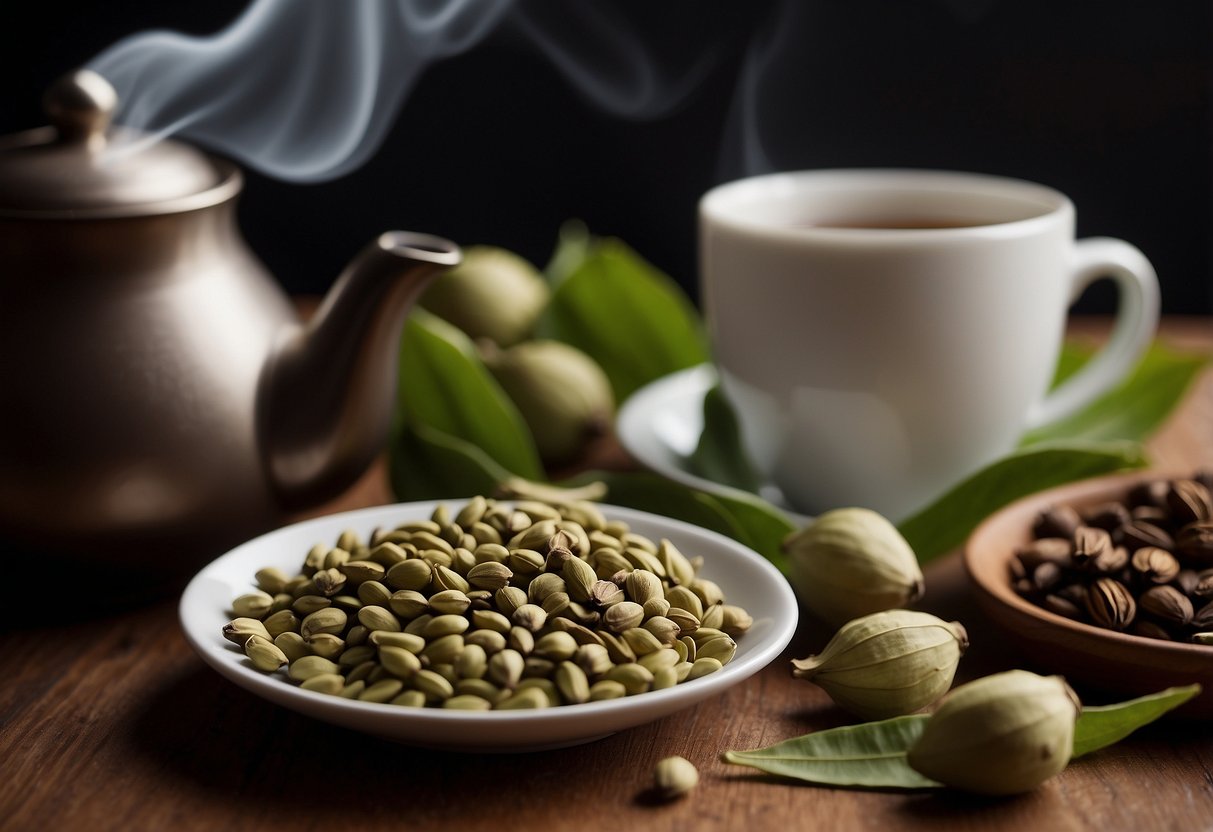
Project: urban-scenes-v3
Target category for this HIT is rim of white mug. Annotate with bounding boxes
[699,168,1074,245]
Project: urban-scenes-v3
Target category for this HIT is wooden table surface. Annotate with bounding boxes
[3,317,1211,832]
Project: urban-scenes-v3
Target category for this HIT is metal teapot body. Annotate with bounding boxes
[0,71,459,573]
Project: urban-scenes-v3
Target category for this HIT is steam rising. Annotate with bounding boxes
[90,0,726,182]
[91,1,512,181]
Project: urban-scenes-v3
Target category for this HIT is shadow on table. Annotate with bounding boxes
[1,537,203,627]
[123,664,667,825]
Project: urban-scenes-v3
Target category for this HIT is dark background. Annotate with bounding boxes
[2,0,1210,314]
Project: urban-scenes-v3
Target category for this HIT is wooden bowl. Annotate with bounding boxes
[964,470,1213,718]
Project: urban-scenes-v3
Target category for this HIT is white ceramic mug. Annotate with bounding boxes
[699,169,1160,520]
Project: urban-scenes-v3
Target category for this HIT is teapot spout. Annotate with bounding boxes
[260,231,460,507]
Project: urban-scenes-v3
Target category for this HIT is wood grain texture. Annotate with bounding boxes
[2,317,1211,832]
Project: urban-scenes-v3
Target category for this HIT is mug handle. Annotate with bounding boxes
[1025,237,1160,429]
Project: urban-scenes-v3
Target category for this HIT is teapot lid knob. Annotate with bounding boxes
[43,69,116,147]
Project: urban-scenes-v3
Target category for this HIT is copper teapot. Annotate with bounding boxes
[0,70,460,576]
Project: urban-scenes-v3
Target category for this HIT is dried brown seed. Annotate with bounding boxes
[1195,571,1213,598]
[1131,620,1174,641]
[1128,479,1169,509]
[1058,583,1087,605]
[1176,524,1213,567]
[1194,601,1213,630]
[1176,569,1201,596]
[1130,546,1181,585]
[1033,506,1082,540]
[1131,505,1170,525]
[1167,480,1213,525]
[1120,520,1174,552]
[1032,562,1063,592]
[1072,527,1112,569]
[1043,594,1083,620]
[1094,545,1130,575]
[1083,502,1131,531]
[1085,578,1136,630]
[1138,585,1193,626]
[1016,538,1060,573]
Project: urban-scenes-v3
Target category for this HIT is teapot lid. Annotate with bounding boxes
[0,70,237,219]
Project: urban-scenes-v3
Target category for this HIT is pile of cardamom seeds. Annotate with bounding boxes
[1012,472,1213,644]
[223,495,751,709]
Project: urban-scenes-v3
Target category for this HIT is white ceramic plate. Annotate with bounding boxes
[180,501,798,752]
[616,364,812,524]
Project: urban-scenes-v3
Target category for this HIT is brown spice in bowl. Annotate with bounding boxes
[1011,471,1213,644]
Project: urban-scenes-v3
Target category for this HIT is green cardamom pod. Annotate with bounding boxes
[231,590,274,618]
[654,756,699,799]
[378,645,422,678]
[790,609,967,720]
[357,605,402,633]
[244,634,288,672]
[420,245,550,347]
[512,603,549,633]
[554,661,591,704]
[443,694,493,711]
[384,559,432,592]
[604,662,653,695]
[687,657,722,680]
[588,680,627,701]
[299,673,345,695]
[454,643,488,679]
[388,589,429,619]
[783,508,925,627]
[592,548,632,579]
[254,567,291,595]
[657,540,697,588]
[467,561,513,591]
[305,633,345,660]
[273,632,310,663]
[288,655,340,682]
[300,607,348,640]
[642,597,671,620]
[222,617,270,646]
[497,686,551,710]
[603,601,644,633]
[482,339,615,466]
[665,587,703,619]
[625,569,663,605]
[262,609,300,639]
[533,631,578,662]
[574,643,613,678]
[907,670,1080,795]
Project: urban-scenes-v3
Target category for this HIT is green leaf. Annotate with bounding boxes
[540,237,710,401]
[898,441,1148,563]
[388,422,512,502]
[720,685,1200,792]
[1072,685,1202,758]
[1049,341,1094,388]
[397,309,543,480]
[1023,342,1209,446]
[562,470,796,573]
[721,715,940,790]
[688,384,763,494]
